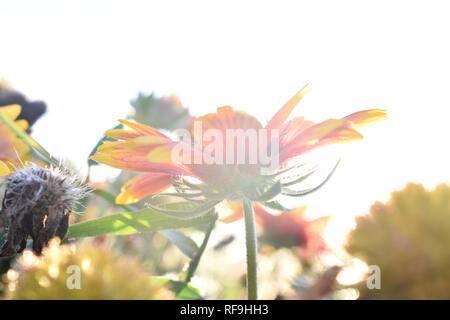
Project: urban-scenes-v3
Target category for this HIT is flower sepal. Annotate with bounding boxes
[281,159,340,197]
[146,194,219,220]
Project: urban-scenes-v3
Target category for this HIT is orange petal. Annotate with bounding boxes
[104,128,147,140]
[265,84,311,130]
[116,173,172,204]
[284,118,348,148]
[118,119,169,138]
[279,116,315,146]
[281,122,363,161]
[195,106,262,134]
[97,136,170,152]
[91,137,188,175]
[344,109,387,128]
[220,201,244,223]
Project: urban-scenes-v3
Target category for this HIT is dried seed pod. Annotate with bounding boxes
[0,165,89,256]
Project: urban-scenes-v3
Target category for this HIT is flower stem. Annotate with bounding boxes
[184,218,216,283]
[243,198,258,300]
[0,110,58,166]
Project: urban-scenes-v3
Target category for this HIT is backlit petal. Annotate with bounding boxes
[195,106,262,134]
[281,121,363,161]
[118,119,169,138]
[91,137,188,175]
[285,119,348,148]
[104,128,147,140]
[344,109,388,127]
[265,84,311,130]
[116,173,172,204]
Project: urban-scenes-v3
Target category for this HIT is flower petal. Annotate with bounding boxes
[0,107,31,164]
[279,116,315,146]
[118,119,169,138]
[281,120,363,161]
[116,173,172,204]
[0,104,22,120]
[195,106,262,134]
[265,83,311,130]
[344,109,388,127]
[284,119,348,149]
[0,160,11,176]
[104,128,147,140]
[91,137,188,175]
[219,201,244,223]
[14,119,29,131]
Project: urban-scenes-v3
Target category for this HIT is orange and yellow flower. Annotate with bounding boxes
[0,104,30,176]
[91,85,386,205]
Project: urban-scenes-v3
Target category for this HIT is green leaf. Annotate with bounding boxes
[91,189,199,259]
[66,208,215,238]
[160,230,198,259]
[152,278,203,300]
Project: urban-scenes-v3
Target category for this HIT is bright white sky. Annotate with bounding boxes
[1,0,450,244]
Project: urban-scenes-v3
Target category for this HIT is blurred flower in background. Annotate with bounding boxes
[4,238,172,300]
[347,183,450,299]
[131,93,194,131]
[0,80,47,175]
[257,206,329,260]
[0,79,47,133]
[0,105,30,174]
[223,203,328,259]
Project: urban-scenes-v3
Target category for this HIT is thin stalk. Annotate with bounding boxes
[184,218,216,283]
[243,198,258,300]
[0,110,58,165]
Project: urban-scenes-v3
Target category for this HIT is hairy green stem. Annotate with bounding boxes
[184,218,216,283]
[243,198,258,300]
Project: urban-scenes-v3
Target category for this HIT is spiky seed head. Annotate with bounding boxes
[0,164,89,256]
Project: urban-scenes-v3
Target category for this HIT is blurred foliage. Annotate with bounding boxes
[3,239,172,300]
[347,183,450,299]
[131,93,194,131]
[283,265,341,300]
